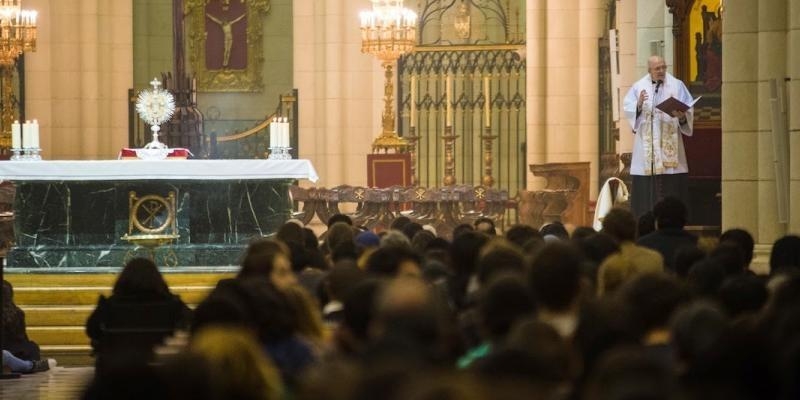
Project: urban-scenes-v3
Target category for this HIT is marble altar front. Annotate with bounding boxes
[0,160,319,270]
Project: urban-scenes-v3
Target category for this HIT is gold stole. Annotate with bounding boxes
[643,106,680,175]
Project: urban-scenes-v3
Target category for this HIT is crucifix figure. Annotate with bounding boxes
[206,12,246,68]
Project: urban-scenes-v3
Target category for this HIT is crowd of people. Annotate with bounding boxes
[5,196,800,399]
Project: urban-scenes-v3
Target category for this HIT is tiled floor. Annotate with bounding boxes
[0,367,94,400]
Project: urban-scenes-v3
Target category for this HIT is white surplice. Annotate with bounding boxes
[623,72,694,176]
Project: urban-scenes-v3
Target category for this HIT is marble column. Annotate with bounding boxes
[294,0,381,188]
[24,0,133,160]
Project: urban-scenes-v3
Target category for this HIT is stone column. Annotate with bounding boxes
[294,0,383,187]
[788,0,800,229]
[525,0,547,190]
[25,0,133,160]
[617,0,638,155]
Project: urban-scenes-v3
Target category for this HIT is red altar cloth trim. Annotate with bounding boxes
[118,148,192,160]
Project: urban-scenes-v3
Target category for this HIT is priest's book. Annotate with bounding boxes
[656,96,702,115]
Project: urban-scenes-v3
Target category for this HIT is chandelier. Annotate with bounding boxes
[0,0,36,66]
[359,0,417,152]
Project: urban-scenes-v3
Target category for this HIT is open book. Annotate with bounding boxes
[656,96,702,115]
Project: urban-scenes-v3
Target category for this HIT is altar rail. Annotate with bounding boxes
[290,185,513,239]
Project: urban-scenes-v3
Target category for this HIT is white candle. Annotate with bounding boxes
[31,119,39,148]
[270,118,277,147]
[446,74,452,127]
[410,75,416,128]
[283,119,290,148]
[11,120,20,149]
[22,120,30,149]
[484,76,491,127]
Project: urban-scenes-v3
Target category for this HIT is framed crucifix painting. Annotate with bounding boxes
[186,0,271,92]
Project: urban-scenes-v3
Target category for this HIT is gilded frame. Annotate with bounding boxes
[186,0,271,92]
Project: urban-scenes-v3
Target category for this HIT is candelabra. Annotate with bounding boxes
[0,0,36,152]
[359,0,416,153]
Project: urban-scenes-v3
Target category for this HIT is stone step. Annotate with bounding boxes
[7,272,234,288]
[22,305,95,326]
[40,345,94,367]
[28,326,90,346]
[13,286,214,306]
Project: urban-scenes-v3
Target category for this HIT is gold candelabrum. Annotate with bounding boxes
[0,0,36,151]
[359,0,416,153]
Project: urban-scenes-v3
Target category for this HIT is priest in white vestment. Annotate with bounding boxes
[623,55,695,219]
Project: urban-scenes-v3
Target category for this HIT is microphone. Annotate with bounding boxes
[654,79,663,94]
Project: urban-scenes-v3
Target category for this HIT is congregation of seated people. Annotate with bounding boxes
[77,198,800,400]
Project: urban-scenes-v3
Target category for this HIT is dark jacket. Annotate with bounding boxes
[637,228,698,272]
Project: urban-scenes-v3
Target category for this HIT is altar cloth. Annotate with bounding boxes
[0,159,319,182]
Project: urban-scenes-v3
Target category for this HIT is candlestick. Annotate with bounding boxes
[410,75,416,128]
[446,74,452,127]
[11,120,20,149]
[484,76,491,127]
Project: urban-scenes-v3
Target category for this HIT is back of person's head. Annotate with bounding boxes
[674,245,706,279]
[281,284,325,342]
[770,235,800,275]
[717,275,768,319]
[571,226,597,241]
[653,196,688,229]
[2,279,13,307]
[687,258,726,298]
[410,230,435,254]
[401,222,424,241]
[342,278,385,344]
[709,241,746,276]
[188,326,283,400]
[540,221,569,240]
[597,254,638,297]
[503,318,572,382]
[238,238,290,280]
[601,207,637,242]
[303,228,319,251]
[474,217,497,235]
[637,211,656,238]
[449,231,488,277]
[276,222,305,246]
[379,229,412,250]
[478,276,535,343]
[476,242,526,286]
[389,216,412,231]
[583,346,676,400]
[618,273,688,337]
[113,257,171,298]
[451,223,475,239]
[670,300,729,368]
[326,222,356,254]
[327,213,353,227]
[326,259,367,302]
[575,232,620,268]
[365,245,422,278]
[719,228,755,267]
[331,240,359,264]
[505,224,543,249]
[528,242,583,312]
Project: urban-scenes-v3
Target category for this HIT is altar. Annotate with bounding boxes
[0,159,318,270]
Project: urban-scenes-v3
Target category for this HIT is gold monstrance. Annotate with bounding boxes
[359,0,417,153]
[0,0,36,151]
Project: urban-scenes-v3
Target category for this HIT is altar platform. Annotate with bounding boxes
[0,159,318,270]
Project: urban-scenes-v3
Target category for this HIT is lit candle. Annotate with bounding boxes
[484,76,491,128]
[11,120,20,149]
[410,75,416,128]
[446,74,452,127]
